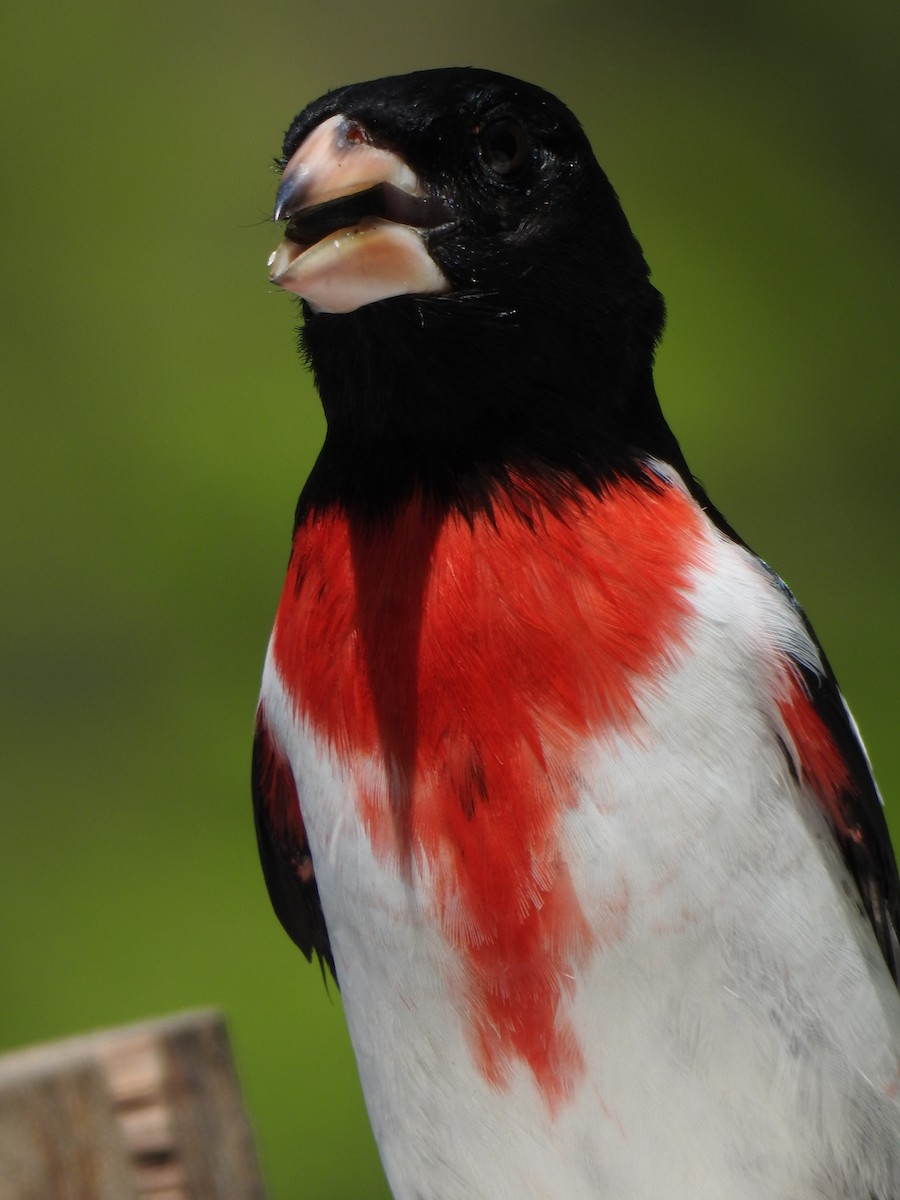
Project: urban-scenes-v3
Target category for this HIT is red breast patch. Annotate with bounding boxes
[776,670,855,840]
[273,474,701,1107]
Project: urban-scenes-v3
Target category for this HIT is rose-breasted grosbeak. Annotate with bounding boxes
[253,68,900,1199]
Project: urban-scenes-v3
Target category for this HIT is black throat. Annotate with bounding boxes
[294,285,692,527]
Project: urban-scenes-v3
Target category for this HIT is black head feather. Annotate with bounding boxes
[276,68,697,518]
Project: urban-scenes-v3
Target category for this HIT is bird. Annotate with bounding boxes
[252,67,900,1199]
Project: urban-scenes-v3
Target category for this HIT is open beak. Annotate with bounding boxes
[268,114,452,313]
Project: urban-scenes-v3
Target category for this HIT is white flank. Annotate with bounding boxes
[259,503,900,1200]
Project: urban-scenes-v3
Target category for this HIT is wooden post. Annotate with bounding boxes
[0,1010,267,1200]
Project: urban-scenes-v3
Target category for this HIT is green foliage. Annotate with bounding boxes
[1,2,897,1196]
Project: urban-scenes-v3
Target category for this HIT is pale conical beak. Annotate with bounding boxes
[268,114,451,313]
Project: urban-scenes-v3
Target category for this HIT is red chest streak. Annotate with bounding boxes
[776,673,855,839]
[273,475,700,1105]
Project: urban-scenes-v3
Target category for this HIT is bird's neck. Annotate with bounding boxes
[295,297,689,524]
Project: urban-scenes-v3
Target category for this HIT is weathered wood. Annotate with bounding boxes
[0,1010,267,1200]
[0,1050,137,1200]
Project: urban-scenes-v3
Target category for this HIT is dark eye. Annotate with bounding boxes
[478,119,530,179]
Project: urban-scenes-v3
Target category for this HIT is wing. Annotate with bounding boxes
[768,569,900,987]
[251,708,336,981]
[683,470,900,987]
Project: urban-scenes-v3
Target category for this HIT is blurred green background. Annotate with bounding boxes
[1,0,898,1196]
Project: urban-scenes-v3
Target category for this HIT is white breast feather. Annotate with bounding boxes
[260,513,900,1200]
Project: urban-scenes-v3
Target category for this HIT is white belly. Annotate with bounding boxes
[260,531,900,1200]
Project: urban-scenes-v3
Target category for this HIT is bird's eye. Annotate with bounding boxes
[477,119,530,179]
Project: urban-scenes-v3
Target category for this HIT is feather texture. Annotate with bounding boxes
[254,67,900,1199]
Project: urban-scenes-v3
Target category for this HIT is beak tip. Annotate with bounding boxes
[273,174,296,223]
[272,189,290,224]
[274,162,312,223]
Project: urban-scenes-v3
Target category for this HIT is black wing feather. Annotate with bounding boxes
[791,642,900,986]
[251,712,336,982]
[694,480,900,986]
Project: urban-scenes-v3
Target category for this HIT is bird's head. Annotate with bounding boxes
[269,69,681,513]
